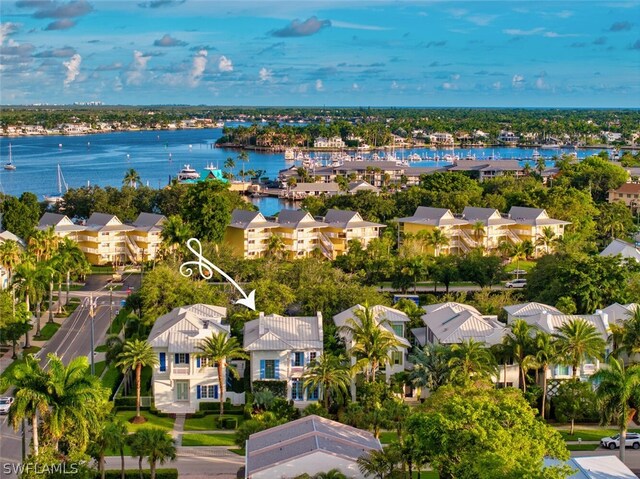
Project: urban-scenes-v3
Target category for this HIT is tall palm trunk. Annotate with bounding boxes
[57,280,63,313]
[541,365,548,419]
[217,362,225,416]
[503,362,507,388]
[150,460,156,479]
[138,456,143,479]
[66,271,71,306]
[99,452,105,479]
[35,302,41,336]
[135,363,142,420]
[572,363,579,379]
[520,366,526,393]
[48,279,54,323]
[323,380,330,409]
[32,413,39,456]
[120,446,125,479]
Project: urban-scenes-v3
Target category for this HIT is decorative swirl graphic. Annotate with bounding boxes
[180,238,215,280]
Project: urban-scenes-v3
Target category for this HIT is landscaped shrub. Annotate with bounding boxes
[252,380,287,397]
[100,469,178,479]
[224,417,238,429]
[198,402,244,414]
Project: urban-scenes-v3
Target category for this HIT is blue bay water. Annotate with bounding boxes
[0,127,608,216]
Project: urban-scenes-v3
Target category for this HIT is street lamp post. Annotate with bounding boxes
[109,286,114,334]
[86,294,97,376]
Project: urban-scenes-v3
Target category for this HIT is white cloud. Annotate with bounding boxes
[126,50,151,85]
[556,10,574,18]
[503,27,545,36]
[63,53,81,86]
[543,31,580,38]
[512,74,525,88]
[442,82,458,90]
[114,76,123,91]
[493,81,502,90]
[352,82,360,91]
[535,72,549,90]
[315,79,324,91]
[467,14,497,26]
[391,80,399,90]
[331,21,390,31]
[259,67,273,82]
[448,8,469,18]
[218,55,233,72]
[0,22,20,46]
[189,49,207,86]
[451,73,461,81]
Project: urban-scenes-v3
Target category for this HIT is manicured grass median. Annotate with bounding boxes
[557,428,640,442]
[91,360,107,378]
[105,444,133,456]
[34,322,60,341]
[101,366,123,397]
[379,431,399,444]
[181,433,236,447]
[566,444,600,451]
[115,411,175,433]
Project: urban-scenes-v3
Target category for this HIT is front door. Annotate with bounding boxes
[176,381,189,401]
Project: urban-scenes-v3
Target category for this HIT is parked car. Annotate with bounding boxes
[600,433,640,450]
[0,397,13,414]
[505,279,527,288]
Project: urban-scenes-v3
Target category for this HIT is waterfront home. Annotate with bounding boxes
[243,312,323,405]
[601,302,639,325]
[245,415,381,479]
[274,210,330,259]
[333,304,410,388]
[397,207,470,254]
[497,130,519,145]
[461,207,517,251]
[448,159,526,181]
[224,210,279,258]
[508,206,571,256]
[608,183,640,211]
[429,132,454,145]
[321,209,385,259]
[37,212,85,242]
[129,212,166,262]
[281,182,340,200]
[600,238,640,263]
[314,136,346,149]
[148,304,231,414]
[77,213,135,266]
[347,180,380,194]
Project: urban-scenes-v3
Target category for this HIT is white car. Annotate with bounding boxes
[600,433,640,450]
[505,279,527,288]
[0,397,13,415]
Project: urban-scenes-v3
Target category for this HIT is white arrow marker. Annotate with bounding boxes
[180,237,256,311]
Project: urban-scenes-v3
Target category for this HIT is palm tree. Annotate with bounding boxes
[591,357,640,463]
[357,447,401,479]
[427,228,449,256]
[123,168,141,188]
[302,353,352,409]
[196,332,248,416]
[409,343,451,394]
[265,234,286,260]
[620,307,640,357]
[509,241,529,274]
[0,239,22,285]
[129,428,176,479]
[160,215,192,262]
[92,417,129,479]
[536,156,546,176]
[57,237,89,307]
[490,343,511,389]
[471,221,486,247]
[8,354,50,456]
[223,157,236,180]
[314,470,347,479]
[46,354,109,451]
[339,304,403,382]
[448,339,497,385]
[29,227,59,262]
[116,339,159,423]
[535,226,557,255]
[555,319,606,379]
[502,319,535,392]
[534,331,558,419]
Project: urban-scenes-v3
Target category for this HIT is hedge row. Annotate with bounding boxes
[99,469,178,479]
[198,402,244,413]
[253,380,287,397]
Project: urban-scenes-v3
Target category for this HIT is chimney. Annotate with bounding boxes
[317,312,323,341]
[596,310,610,333]
[258,311,265,336]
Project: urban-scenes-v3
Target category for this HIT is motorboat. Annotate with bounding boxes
[177,164,200,181]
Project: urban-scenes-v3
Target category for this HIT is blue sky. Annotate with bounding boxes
[1,1,639,107]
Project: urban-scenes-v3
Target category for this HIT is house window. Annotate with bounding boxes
[176,381,189,401]
[391,323,404,337]
[198,357,211,368]
[298,240,304,244]
[200,385,218,399]
[307,386,319,401]
[175,353,189,364]
[291,378,304,401]
[391,351,403,366]
[292,352,305,367]
[260,359,279,379]
[309,352,317,363]
[248,240,255,244]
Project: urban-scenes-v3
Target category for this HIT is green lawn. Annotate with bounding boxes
[228,448,245,456]
[379,431,399,444]
[566,444,600,451]
[557,427,640,442]
[34,322,60,341]
[115,411,175,433]
[105,444,133,456]
[91,360,107,378]
[181,433,236,447]
[95,344,109,353]
[504,260,536,272]
[22,346,41,355]
[101,366,123,397]
[183,414,244,431]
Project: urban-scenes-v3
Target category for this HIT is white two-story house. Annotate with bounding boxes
[333,304,410,398]
[148,304,230,413]
[243,312,323,405]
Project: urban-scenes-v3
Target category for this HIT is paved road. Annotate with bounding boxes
[0,276,132,479]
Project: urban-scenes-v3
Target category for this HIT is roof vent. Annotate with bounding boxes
[203,320,209,329]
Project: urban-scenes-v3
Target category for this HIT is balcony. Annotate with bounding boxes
[171,366,190,375]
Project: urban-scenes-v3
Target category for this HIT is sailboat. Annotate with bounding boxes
[44,164,69,205]
[4,144,16,170]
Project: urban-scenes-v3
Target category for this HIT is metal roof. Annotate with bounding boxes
[503,302,562,317]
[131,213,166,232]
[276,210,327,229]
[508,206,570,226]
[246,415,381,477]
[323,209,385,229]
[397,207,468,226]
[228,209,279,229]
[462,207,515,226]
[600,239,640,262]
[333,304,411,348]
[38,213,85,232]
[420,306,506,345]
[243,312,323,351]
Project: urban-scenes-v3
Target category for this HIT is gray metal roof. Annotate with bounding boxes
[462,207,515,226]
[503,302,561,317]
[38,213,85,232]
[397,207,467,226]
[600,239,640,262]
[243,312,323,351]
[420,306,506,345]
[333,304,410,348]
[85,213,134,232]
[276,210,326,229]
[246,415,381,477]
[131,213,166,232]
[323,209,384,229]
[290,182,340,193]
[508,206,570,226]
[229,209,279,229]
